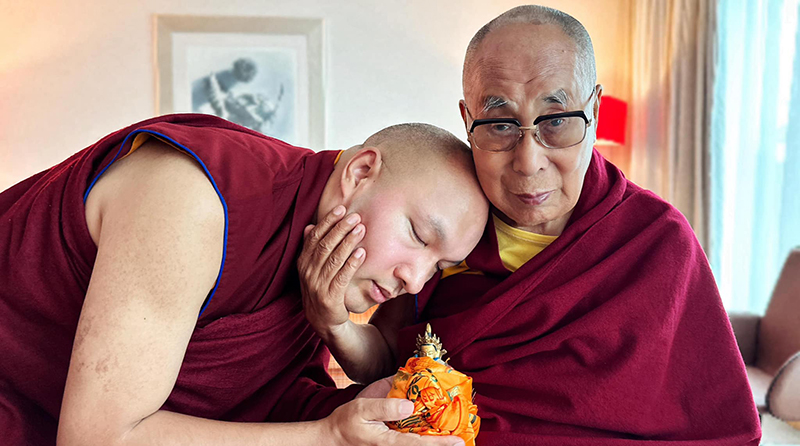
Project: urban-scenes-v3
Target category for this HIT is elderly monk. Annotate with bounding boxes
[300,5,761,445]
[0,114,486,446]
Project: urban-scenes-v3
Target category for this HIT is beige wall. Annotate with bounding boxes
[0,0,631,190]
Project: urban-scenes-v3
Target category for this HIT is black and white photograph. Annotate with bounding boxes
[156,16,324,148]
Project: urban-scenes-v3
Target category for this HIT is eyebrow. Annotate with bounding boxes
[481,95,509,113]
[423,216,466,266]
[480,89,570,113]
[426,215,447,245]
[542,89,569,106]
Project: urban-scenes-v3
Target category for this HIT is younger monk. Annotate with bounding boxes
[0,113,487,446]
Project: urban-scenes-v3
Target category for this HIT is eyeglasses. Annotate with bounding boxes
[465,92,595,152]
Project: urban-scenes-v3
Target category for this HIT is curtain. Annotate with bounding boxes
[630,0,716,250]
[710,0,800,314]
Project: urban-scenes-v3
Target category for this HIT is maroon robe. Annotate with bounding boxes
[398,150,761,445]
[0,114,358,445]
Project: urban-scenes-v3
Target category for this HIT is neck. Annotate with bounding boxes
[494,207,572,236]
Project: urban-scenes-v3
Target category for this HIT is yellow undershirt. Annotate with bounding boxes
[492,214,557,271]
[441,214,558,278]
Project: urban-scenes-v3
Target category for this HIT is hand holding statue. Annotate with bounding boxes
[386,324,480,446]
[316,377,466,446]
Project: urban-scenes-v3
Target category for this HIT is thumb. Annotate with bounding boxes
[304,224,315,238]
[357,398,414,422]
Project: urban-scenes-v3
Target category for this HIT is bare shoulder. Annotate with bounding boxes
[85,137,224,246]
[61,138,227,441]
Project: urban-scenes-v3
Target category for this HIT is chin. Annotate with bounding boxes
[347,302,376,315]
[344,293,375,314]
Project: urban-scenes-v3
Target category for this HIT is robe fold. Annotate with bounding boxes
[0,114,355,445]
[397,150,761,445]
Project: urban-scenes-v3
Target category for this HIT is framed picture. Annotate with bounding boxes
[155,15,324,149]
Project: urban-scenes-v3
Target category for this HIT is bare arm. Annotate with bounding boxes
[59,140,457,446]
[369,294,416,367]
[318,294,415,385]
[298,209,415,384]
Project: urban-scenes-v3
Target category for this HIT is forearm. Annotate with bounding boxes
[59,410,327,446]
[322,320,395,384]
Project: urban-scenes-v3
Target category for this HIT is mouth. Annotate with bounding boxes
[369,281,393,304]
[514,190,554,205]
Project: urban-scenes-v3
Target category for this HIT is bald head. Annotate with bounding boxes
[463,5,596,95]
[315,122,488,308]
[357,122,475,178]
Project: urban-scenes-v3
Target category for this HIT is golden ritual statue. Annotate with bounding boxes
[386,324,480,446]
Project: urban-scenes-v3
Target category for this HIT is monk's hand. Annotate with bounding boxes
[356,376,394,399]
[321,398,466,446]
[298,205,366,337]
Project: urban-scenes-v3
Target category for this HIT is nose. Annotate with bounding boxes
[512,130,550,176]
[395,259,432,295]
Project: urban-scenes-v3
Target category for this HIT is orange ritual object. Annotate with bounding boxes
[386,324,480,446]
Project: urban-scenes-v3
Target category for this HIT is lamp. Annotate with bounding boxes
[596,95,627,146]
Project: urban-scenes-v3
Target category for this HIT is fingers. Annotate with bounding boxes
[313,205,346,240]
[357,398,465,446]
[422,436,464,446]
[354,398,415,422]
[333,398,466,446]
[386,432,466,446]
[299,205,343,265]
[420,436,465,446]
[304,205,349,254]
[356,376,394,399]
[303,206,366,284]
[324,223,365,284]
[329,244,365,294]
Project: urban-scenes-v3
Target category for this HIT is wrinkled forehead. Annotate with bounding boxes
[465,24,589,111]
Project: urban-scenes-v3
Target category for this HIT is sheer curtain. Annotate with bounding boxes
[710,0,800,314]
[630,0,716,250]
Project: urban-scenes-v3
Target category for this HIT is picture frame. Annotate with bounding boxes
[155,15,325,149]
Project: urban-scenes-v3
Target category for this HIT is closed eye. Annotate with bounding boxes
[410,221,428,247]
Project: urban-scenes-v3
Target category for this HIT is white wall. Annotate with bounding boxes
[0,0,631,190]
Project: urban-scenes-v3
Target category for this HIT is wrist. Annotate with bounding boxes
[312,415,342,446]
[317,319,353,343]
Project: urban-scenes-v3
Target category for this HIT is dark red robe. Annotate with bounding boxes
[0,114,358,445]
[397,150,761,445]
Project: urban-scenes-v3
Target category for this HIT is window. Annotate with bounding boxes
[710,0,800,313]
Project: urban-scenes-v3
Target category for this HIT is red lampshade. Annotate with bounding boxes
[596,95,627,145]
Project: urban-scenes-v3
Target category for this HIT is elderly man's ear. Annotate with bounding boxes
[458,99,472,148]
[593,84,604,123]
[459,99,476,149]
[458,99,469,134]
[339,148,383,202]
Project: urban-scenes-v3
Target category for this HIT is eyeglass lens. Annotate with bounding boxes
[473,116,587,151]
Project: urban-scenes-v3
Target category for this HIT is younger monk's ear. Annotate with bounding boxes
[340,147,382,201]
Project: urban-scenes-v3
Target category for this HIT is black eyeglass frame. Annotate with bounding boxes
[467,110,593,151]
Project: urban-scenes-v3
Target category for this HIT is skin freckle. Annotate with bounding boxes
[72,317,93,350]
[95,356,110,375]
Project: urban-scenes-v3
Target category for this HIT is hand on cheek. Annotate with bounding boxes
[298,205,367,336]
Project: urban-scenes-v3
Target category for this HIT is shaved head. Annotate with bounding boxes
[358,122,475,178]
[317,123,489,311]
[463,5,596,95]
